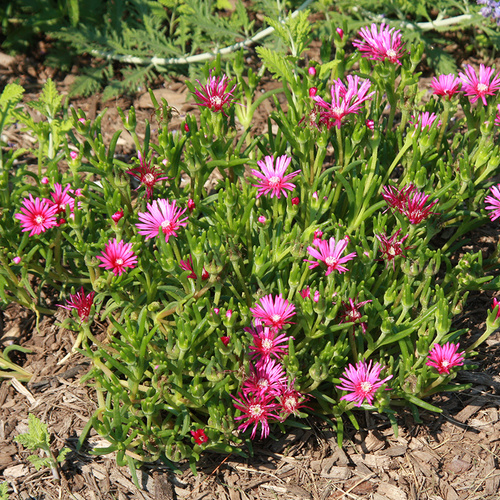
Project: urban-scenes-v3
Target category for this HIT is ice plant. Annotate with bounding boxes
[305,236,357,275]
[313,76,375,129]
[459,64,500,106]
[249,294,296,330]
[58,287,95,323]
[192,72,237,115]
[48,183,77,214]
[495,104,500,126]
[190,429,208,445]
[179,255,209,280]
[242,358,287,397]
[136,199,188,242]
[97,238,137,276]
[430,74,461,99]
[426,342,465,375]
[232,391,278,439]
[338,298,372,334]
[12,256,22,265]
[15,194,58,236]
[127,155,168,200]
[376,229,410,269]
[112,210,124,223]
[492,298,500,320]
[410,112,440,131]
[353,23,406,65]
[382,184,417,213]
[245,322,291,362]
[403,190,438,224]
[485,184,500,221]
[251,155,300,199]
[277,380,309,419]
[336,360,393,407]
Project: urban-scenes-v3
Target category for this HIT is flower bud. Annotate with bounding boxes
[12,256,22,265]
[308,66,317,77]
[309,87,318,98]
[336,27,344,40]
[291,197,299,205]
[112,210,124,223]
[187,199,195,212]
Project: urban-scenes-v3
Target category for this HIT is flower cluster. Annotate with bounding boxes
[15,183,81,236]
[477,0,500,26]
[382,184,438,224]
[232,294,308,439]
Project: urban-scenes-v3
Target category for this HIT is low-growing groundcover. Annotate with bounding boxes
[2,10,500,486]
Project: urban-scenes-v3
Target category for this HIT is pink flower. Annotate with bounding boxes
[353,23,406,65]
[366,119,375,130]
[192,72,237,115]
[430,74,461,99]
[78,117,85,124]
[313,290,320,303]
[309,87,318,98]
[232,392,278,439]
[251,155,300,199]
[313,76,375,129]
[291,197,300,205]
[245,321,291,362]
[213,307,220,315]
[336,27,344,40]
[179,255,209,280]
[496,104,500,126]
[112,209,124,223]
[41,177,49,185]
[305,237,356,275]
[313,229,323,246]
[426,342,465,375]
[382,184,438,224]
[187,198,195,212]
[220,336,230,346]
[258,215,266,223]
[12,256,22,265]
[15,194,58,236]
[191,429,208,445]
[485,184,500,221]
[339,298,372,334]
[97,238,137,276]
[243,358,287,398]
[404,190,438,224]
[492,298,500,320]
[226,309,233,319]
[249,294,296,330]
[300,287,311,299]
[308,66,317,77]
[376,229,410,269]
[410,112,440,131]
[58,287,95,323]
[127,156,168,200]
[48,183,78,214]
[278,380,309,419]
[184,123,190,132]
[69,151,78,161]
[459,64,500,106]
[136,199,188,242]
[336,360,393,407]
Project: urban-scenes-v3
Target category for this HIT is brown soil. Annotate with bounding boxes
[1,44,500,500]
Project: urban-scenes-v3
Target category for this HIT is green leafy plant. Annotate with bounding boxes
[0,481,9,500]
[2,9,500,486]
[14,414,70,481]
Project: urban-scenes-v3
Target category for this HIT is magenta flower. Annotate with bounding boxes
[382,184,438,224]
[338,298,372,334]
[277,380,309,420]
[376,229,410,269]
[251,155,300,199]
[485,184,500,221]
[305,237,356,275]
[410,112,440,131]
[192,72,237,115]
[426,342,465,375]
[495,104,500,126]
[459,64,500,106]
[127,155,168,200]
[220,335,230,346]
[353,23,406,65]
[58,287,95,323]
[15,194,58,236]
[313,76,375,129]
[430,74,461,99]
[492,298,500,320]
[404,190,439,224]
[136,199,188,242]
[190,429,208,445]
[336,360,393,407]
[243,358,287,398]
[179,255,209,280]
[97,238,137,276]
[300,287,311,299]
[249,294,296,330]
[232,391,278,439]
[112,209,124,223]
[48,183,78,214]
[245,321,291,362]
[12,256,22,265]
